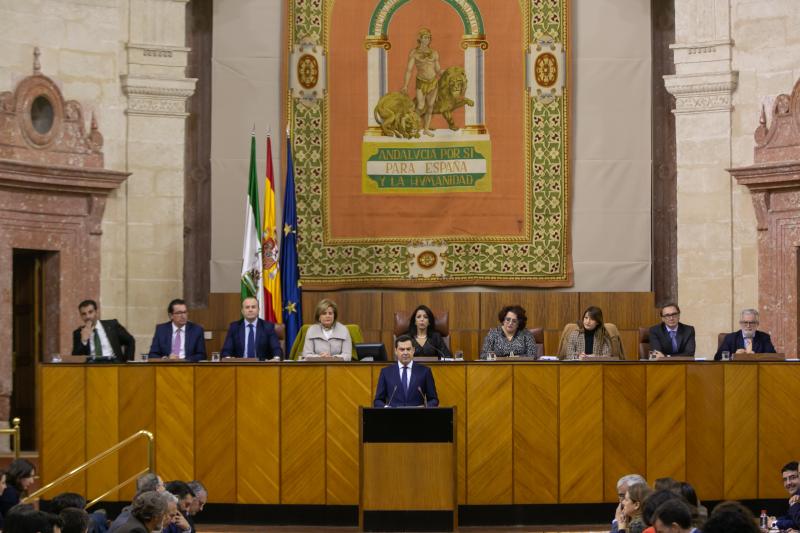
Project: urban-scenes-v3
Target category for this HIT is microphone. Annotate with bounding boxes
[417,386,428,408]
[385,385,398,408]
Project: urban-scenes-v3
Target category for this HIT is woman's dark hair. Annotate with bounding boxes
[59,507,90,533]
[577,305,608,349]
[49,492,86,514]
[407,305,436,336]
[6,459,35,493]
[642,489,681,526]
[654,476,678,491]
[676,481,699,507]
[497,305,527,331]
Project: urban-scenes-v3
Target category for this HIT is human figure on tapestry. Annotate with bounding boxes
[374,28,474,139]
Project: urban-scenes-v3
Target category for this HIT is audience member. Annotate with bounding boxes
[774,461,800,531]
[3,506,62,533]
[564,306,615,359]
[301,298,353,360]
[220,297,283,360]
[373,335,439,407]
[480,305,537,358]
[114,491,166,533]
[642,489,683,529]
[404,305,450,358]
[164,481,194,516]
[617,482,652,533]
[675,481,707,529]
[702,500,760,533]
[715,308,776,360]
[612,474,648,533]
[0,459,37,527]
[186,481,207,533]
[71,299,135,361]
[647,303,696,358]
[148,299,207,361]
[161,492,190,533]
[108,473,165,532]
[59,507,90,533]
[653,477,678,491]
[652,498,695,533]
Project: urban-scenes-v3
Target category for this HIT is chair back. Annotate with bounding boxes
[556,323,579,358]
[718,332,727,349]
[288,324,311,360]
[528,327,545,355]
[638,327,650,360]
[393,310,450,348]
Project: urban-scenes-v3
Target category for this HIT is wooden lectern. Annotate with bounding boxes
[359,407,457,532]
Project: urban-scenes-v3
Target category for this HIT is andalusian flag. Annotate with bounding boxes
[280,132,302,351]
[240,132,264,315]
[262,134,282,323]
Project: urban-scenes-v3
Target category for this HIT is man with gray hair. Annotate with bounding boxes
[185,481,207,533]
[715,308,776,360]
[109,473,166,532]
[611,473,647,533]
[162,492,191,533]
[115,491,166,533]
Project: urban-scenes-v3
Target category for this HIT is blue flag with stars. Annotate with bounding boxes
[280,133,302,355]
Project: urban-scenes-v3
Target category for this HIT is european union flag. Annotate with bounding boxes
[280,134,302,355]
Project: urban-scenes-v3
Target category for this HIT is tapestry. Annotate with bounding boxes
[287,0,571,288]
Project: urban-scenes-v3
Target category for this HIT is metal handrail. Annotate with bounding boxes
[0,418,21,459]
[23,430,154,504]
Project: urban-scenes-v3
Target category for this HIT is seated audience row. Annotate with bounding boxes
[70,297,777,362]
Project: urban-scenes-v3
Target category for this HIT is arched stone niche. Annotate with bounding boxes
[729,77,800,355]
[0,48,128,421]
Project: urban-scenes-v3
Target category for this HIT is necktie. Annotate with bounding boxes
[93,328,102,357]
[669,330,678,353]
[745,337,753,353]
[246,324,256,358]
[402,365,409,392]
[172,329,182,355]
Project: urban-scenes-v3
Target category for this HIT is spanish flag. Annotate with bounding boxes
[262,134,282,323]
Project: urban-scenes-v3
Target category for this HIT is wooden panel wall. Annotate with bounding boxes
[190,292,661,359]
[39,362,799,506]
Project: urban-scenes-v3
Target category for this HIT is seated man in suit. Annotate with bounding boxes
[220,296,283,360]
[648,303,696,358]
[373,334,439,407]
[715,308,776,360]
[71,299,135,362]
[148,299,207,361]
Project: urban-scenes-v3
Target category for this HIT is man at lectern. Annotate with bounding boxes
[373,334,439,407]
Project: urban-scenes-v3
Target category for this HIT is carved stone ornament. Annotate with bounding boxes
[663,71,738,115]
[0,49,104,167]
[0,48,129,422]
[728,76,800,355]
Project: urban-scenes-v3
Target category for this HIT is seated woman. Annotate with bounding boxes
[617,482,652,533]
[406,305,451,358]
[480,305,537,359]
[565,306,615,359]
[301,299,352,361]
[0,459,36,527]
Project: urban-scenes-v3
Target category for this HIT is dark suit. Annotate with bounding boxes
[373,362,439,407]
[109,515,148,533]
[648,322,696,357]
[714,330,776,360]
[72,319,136,362]
[221,318,283,360]
[148,321,207,362]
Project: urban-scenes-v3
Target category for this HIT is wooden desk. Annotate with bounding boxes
[38,361,799,505]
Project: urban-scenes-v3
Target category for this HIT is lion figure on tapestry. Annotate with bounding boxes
[374,91,423,139]
[430,66,474,131]
[374,66,475,139]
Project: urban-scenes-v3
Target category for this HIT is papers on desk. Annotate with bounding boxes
[539,356,559,361]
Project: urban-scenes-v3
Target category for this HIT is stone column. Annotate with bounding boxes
[364,37,390,134]
[664,0,738,355]
[461,36,488,134]
[120,0,196,349]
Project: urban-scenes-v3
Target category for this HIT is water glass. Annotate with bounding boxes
[51,353,62,363]
[721,351,731,361]
[141,353,149,362]
[211,352,221,362]
[454,350,464,360]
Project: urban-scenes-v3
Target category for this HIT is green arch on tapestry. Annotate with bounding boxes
[368,0,485,37]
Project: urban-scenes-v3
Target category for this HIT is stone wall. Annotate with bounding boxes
[0,0,195,354]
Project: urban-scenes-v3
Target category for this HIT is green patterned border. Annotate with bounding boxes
[288,0,571,288]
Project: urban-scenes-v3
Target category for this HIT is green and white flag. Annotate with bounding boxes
[240,132,264,316]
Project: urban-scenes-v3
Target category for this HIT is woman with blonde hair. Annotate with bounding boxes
[301,299,352,360]
[617,482,652,533]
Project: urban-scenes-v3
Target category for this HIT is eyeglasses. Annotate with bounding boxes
[661,312,680,318]
[503,317,519,324]
[739,321,758,326]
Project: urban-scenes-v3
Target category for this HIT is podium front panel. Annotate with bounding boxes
[361,407,454,443]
